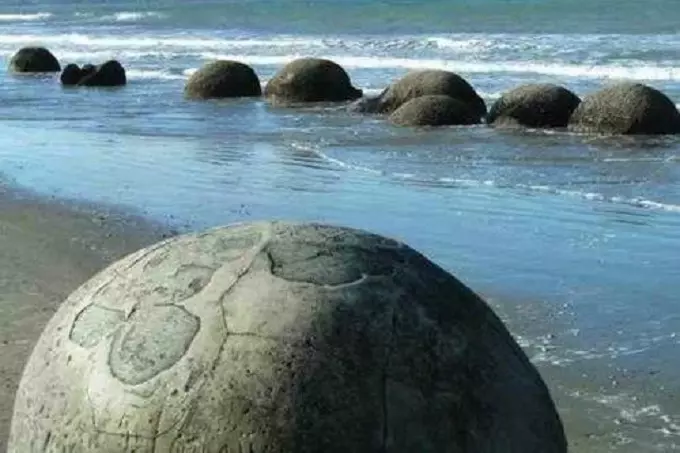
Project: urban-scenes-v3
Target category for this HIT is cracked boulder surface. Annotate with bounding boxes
[9,221,567,453]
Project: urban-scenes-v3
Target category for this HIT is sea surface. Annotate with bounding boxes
[1,1,680,451]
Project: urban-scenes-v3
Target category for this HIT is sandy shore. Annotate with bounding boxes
[0,186,172,451]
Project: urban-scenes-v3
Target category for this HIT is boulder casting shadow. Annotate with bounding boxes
[9,221,567,453]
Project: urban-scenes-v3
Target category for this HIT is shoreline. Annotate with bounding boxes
[0,183,173,451]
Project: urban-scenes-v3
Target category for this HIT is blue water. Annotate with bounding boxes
[1,1,680,451]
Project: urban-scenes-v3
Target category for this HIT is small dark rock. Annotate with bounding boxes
[81,64,96,78]
[79,60,126,87]
[60,64,82,86]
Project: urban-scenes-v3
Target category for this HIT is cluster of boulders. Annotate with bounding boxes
[9,46,126,87]
[9,46,680,135]
[187,58,680,135]
[60,61,126,87]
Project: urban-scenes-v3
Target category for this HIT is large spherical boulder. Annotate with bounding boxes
[487,84,581,128]
[264,58,362,104]
[568,83,680,135]
[79,60,127,87]
[352,69,487,118]
[185,60,262,99]
[9,221,566,453]
[389,95,481,127]
[8,46,61,73]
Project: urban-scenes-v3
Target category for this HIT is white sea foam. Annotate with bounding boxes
[198,53,680,81]
[1,30,680,81]
[425,37,492,51]
[0,13,52,22]
[100,11,166,22]
[0,33,324,50]
[125,69,185,80]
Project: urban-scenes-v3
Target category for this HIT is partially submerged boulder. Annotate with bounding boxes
[352,69,487,119]
[568,83,680,135]
[60,63,82,85]
[264,58,362,104]
[389,95,481,127]
[8,46,61,73]
[79,60,126,87]
[185,60,261,99]
[9,221,567,453]
[487,84,581,128]
[60,60,127,87]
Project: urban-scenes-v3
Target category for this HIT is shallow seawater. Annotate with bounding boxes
[1,1,680,451]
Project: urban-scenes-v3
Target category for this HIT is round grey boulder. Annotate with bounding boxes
[487,84,581,128]
[568,82,680,135]
[79,60,126,87]
[389,95,481,127]
[185,60,262,99]
[9,46,61,73]
[9,221,566,453]
[264,58,362,104]
[352,69,487,119]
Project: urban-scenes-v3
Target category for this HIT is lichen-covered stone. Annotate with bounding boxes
[9,221,567,453]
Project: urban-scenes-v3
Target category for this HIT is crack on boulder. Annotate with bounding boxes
[265,243,399,286]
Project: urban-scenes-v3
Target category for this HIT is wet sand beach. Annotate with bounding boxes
[0,185,171,451]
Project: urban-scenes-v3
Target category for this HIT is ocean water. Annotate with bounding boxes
[1,1,680,451]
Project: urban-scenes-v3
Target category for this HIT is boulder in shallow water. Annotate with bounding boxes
[264,58,362,104]
[568,82,680,135]
[60,61,126,87]
[487,84,581,128]
[185,60,262,99]
[60,63,82,86]
[9,221,567,453]
[389,94,481,127]
[352,69,487,120]
[80,64,96,78]
[78,60,127,87]
[9,47,61,73]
